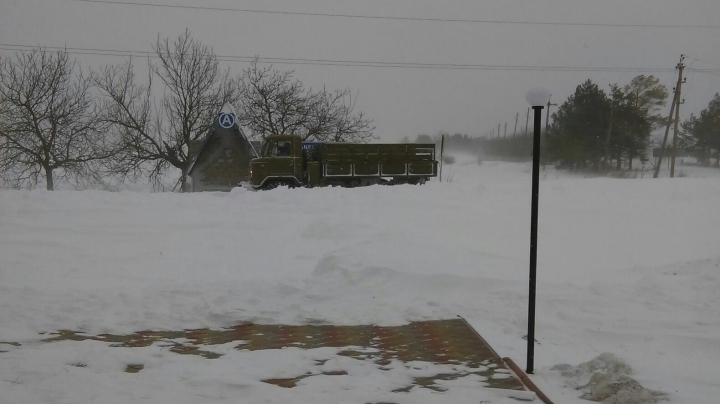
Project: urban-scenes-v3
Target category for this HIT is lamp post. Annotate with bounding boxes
[525,86,550,375]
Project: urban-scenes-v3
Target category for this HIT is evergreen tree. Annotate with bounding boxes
[680,93,720,166]
[606,85,633,169]
[621,75,668,168]
[607,84,650,170]
[548,80,610,169]
[623,75,669,128]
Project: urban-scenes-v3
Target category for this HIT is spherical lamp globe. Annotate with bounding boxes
[526,87,551,107]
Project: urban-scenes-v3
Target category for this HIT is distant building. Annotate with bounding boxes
[187,105,258,192]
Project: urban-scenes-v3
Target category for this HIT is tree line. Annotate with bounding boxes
[417,76,719,170]
[548,77,719,170]
[680,93,720,166]
[0,30,374,190]
[547,76,667,170]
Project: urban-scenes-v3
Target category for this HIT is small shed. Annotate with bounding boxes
[187,105,258,192]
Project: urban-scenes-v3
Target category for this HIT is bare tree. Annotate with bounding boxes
[322,89,375,143]
[0,48,111,190]
[94,29,238,189]
[236,60,312,140]
[237,59,374,143]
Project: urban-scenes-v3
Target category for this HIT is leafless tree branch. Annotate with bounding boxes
[237,59,375,143]
[95,29,239,189]
[0,48,113,190]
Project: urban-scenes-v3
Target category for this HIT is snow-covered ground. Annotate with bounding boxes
[1,158,719,403]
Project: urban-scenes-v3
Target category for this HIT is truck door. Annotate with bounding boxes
[269,139,295,178]
[269,137,307,184]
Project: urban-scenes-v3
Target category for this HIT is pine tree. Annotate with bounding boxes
[681,93,720,166]
[622,75,668,169]
[548,80,611,169]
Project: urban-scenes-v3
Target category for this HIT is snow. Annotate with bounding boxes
[1,158,719,403]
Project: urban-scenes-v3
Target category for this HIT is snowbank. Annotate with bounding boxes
[1,161,719,403]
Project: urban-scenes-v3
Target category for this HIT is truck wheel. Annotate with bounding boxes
[262,181,279,190]
[264,179,299,190]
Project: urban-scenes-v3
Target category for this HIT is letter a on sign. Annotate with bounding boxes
[218,113,235,129]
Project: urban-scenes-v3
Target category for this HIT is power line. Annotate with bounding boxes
[686,56,720,68]
[68,0,720,29]
[4,43,714,74]
[687,67,720,77]
[684,60,697,96]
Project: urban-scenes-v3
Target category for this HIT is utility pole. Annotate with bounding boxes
[498,123,501,139]
[670,58,685,178]
[545,95,558,135]
[525,108,530,135]
[654,55,684,178]
[504,123,507,138]
[514,112,519,137]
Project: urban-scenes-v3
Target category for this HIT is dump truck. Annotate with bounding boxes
[249,135,438,189]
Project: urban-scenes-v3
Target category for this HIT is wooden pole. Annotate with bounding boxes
[670,59,684,178]
[545,95,553,134]
[525,108,530,135]
[654,55,683,178]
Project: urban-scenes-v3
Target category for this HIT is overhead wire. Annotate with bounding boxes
[5,3,716,74]
[686,56,720,68]
[4,43,717,74]
[67,0,720,29]
[684,60,697,97]
[687,67,720,78]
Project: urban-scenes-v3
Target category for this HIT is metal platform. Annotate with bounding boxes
[44,318,545,400]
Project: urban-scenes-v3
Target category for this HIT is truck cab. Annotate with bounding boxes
[249,135,304,188]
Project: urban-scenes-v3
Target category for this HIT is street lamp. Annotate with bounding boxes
[525,86,550,375]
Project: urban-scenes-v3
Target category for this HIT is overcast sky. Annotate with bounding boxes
[2,0,719,141]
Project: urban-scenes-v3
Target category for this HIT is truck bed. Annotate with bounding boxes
[304,143,437,177]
